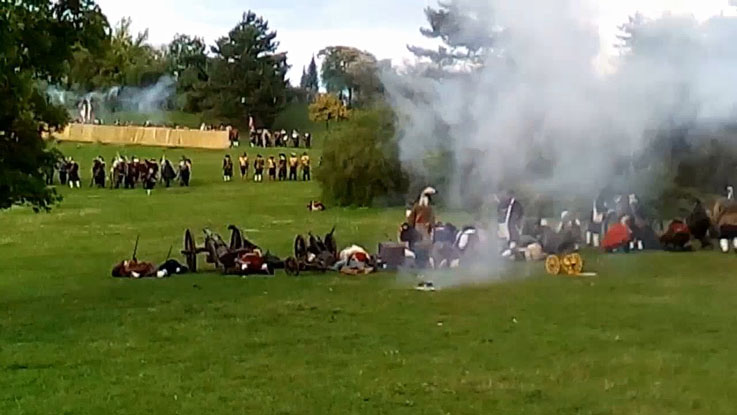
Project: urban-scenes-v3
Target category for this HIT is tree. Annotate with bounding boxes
[0,0,109,211]
[318,46,381,107]
[407,0,497,72]
[305,56,320,93]
[205,11,289,128]
[167,34,209,112]
[308,93,349,130]
[316,107,407,206]
[67,17,163,91]
[299,66,308,89]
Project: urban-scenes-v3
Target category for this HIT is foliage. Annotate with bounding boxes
[407,0,497,71]
[0,0,109,211]
[308,93,349,130]
[318,46,382,107]
[167,34,209,113]
[204,11,289,129]
[298,56,320,102]
[317,107,407,206]
[305,56,320,94]
[67,17,166,91]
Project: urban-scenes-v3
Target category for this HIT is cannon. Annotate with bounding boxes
[181,226,279,274]
[284,228,338,276]
[544,253,585,276]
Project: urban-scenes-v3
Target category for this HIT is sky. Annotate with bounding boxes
[96,0,737,83]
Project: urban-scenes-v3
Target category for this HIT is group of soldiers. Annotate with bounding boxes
[223,152,311,183]
[249,129,312,149]
[53,155,193,194]
[52,157,82,188]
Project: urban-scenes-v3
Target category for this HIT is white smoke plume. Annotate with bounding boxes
[46,76,176,123]
[385,0,737,210]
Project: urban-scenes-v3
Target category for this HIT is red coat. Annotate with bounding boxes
[602,223,632,251]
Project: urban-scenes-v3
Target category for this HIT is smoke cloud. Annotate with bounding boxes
[384,0,737,209]
[46,76,176,123]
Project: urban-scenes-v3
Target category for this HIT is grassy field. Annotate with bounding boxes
[2,143,737,414]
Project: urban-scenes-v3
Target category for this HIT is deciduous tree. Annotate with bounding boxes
[0,0,109,211]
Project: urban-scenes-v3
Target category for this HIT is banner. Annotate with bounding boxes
[51,124,230,150]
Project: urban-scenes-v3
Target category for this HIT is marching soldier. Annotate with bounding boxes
[92,156,106,188]
[222,154,234,182]
[268,155,277,181]
[300,152,311,181]
[161,156,176,188]
[254,154,265,183]
[278,153,287,181]
[288,152,299,181]
[143,159,158,195]
[178,156,192,187]
[67,157,81,189]
[238,152,249,180]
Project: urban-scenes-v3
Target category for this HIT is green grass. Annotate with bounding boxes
[3,143,737,414]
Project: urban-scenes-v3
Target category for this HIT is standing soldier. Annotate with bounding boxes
[288,152,299,181]
[268,156,277,181]
[143,159,158,195]
[300,152,311,181]
[254,154,265,183]
[67,157,81,189]
[292,130,300,148]
[58,158,68,186]
[92,156,106,188]
[161,156,176,188]
[222,154,234,182]
[238,152,249,180]
[178,156,192,187]
[305,132,312,148]
[278,153,287,181]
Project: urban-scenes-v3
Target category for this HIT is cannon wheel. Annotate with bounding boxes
[545,255,561,275]
[284,257,300,276]
[567,253,584,275]
[294,235,307,260]
[182,229,197,272]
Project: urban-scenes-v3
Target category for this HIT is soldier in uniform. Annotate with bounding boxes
[67,157,81,189]
[92,156,106,188]
[161,156,176,188]
[238,152,249,180]
[178,156,192,187]
[125,158,138,189]
[288,152,299,181]
[267,156,277,181]
[222,154,234,182]
[143,159,158,195]
[278,153,287,181]
[254,154,265,182]
[300,152,311,181]
[58,158,68,186]
[305,132,312,148]
[291,130,300,148]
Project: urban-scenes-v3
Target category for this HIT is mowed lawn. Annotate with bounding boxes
[2,143,737,414]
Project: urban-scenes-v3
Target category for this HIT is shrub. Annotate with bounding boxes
[316,107,407,206]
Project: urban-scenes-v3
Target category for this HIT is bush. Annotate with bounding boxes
[316,107,408,206]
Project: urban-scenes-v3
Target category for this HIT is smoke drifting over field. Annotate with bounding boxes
[384,0,737,205]
[46,76,176,122]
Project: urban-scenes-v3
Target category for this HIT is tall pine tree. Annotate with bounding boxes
[306,56,320,92]
[205,11,289,128]
[299,66,308,89]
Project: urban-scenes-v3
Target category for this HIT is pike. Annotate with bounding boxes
[132,235,140,262]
